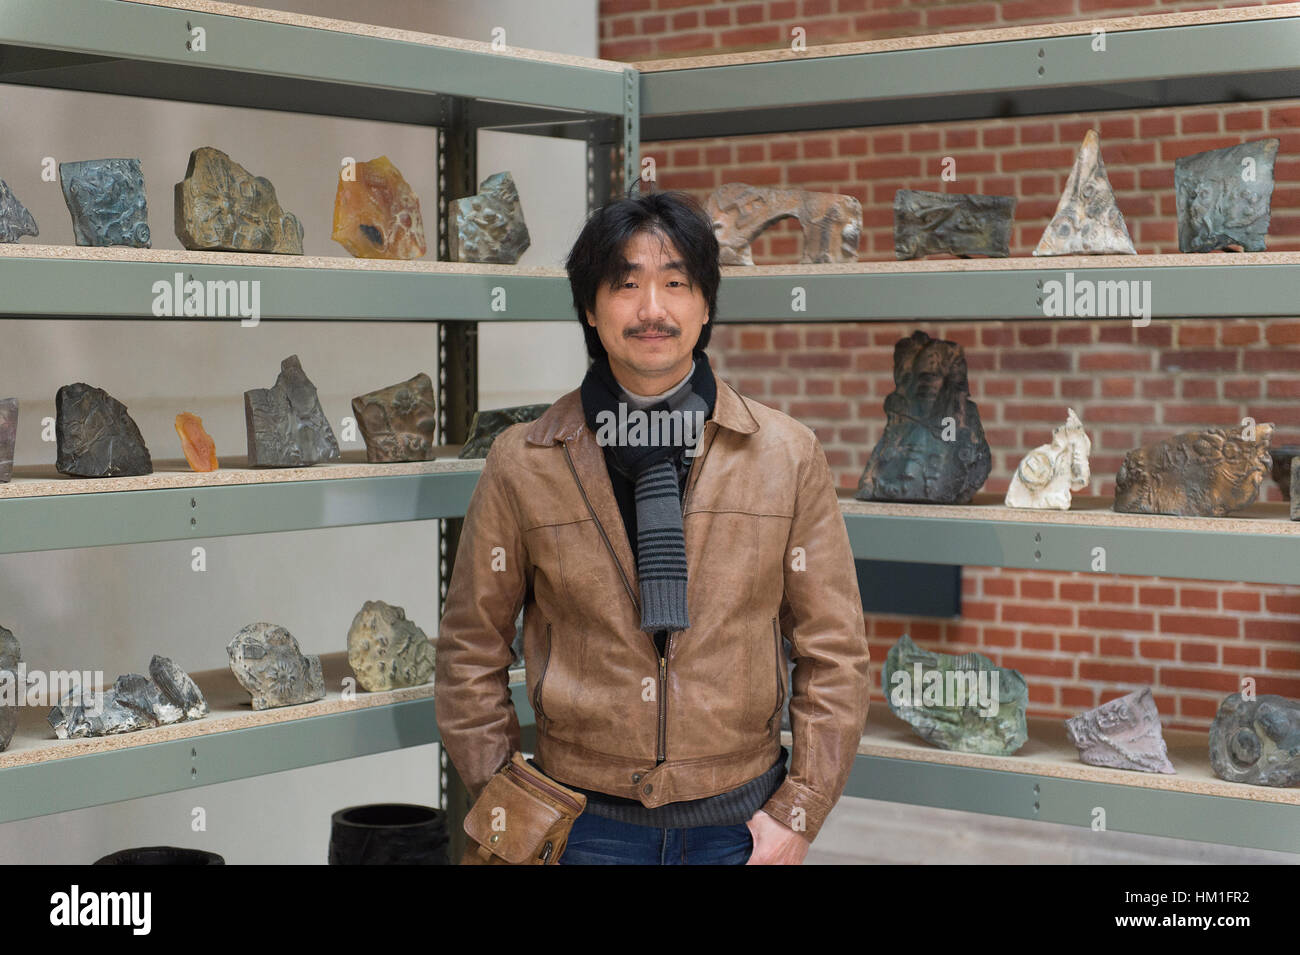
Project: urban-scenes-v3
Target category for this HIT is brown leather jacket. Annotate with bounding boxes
[434,373,870,842]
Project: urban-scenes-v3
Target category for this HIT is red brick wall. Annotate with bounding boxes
[600,0,1300,730]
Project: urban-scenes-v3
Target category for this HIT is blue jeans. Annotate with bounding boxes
[558,812,754,865]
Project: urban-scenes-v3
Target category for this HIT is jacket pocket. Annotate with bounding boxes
[532,623,552,734]
[766,617,786,733]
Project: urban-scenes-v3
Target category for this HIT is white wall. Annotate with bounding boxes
[0,0,593,863]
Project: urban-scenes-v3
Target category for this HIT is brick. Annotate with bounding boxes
[1138,639,1177,661]
[1003,604,1074,627]
[983,577,1016,597]
[1021,631,1055,651]
[1078,661,1155,683]
[1098,635,1135,656]
[1060,582,1095,602]
[1179,642,1219,664]
[1222,591,1261,613]
[1000,654,1075,678]
[1059,634,1095,653]
[1178,587,1219,610]
[1098,584,1135,604]
[1137,585,1176,607]
[1160,613,1239,638]
[1265,648,1300,670]
[981,628,1017,647]
[1160,351,1238,372]
[1079,609,1154,631]
[1223,645,1261,667]
[1020,579,1055,600]
[1159,668,1241,692]
[1264,593,1300,616]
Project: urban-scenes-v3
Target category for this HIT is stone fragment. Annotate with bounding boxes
[332,156,426,259]
[0,624,20,752]
[47,656,207,739]
[149,654,208,720]
[351,373,436,462]
[1114,424,1273,517]
[1175,139,1278,252]
[1065,688,1175,774]
[244,355,340,467]
[346,600,435,692]
[1293,459,1300,521]
[894,188,1015,259]
[0,397,16,483]
[227,622,325,710]
[174,146,303,254]
[705,182,861,265]
[856,330,991,504]
[174,411,218,472]
[0,177,38,243]
[451,171,530,264]
[458,404,552,459]
[883,634,1028,755]
[55,382,153,478]
[1268,445,1298,500]
[1210,692,1300,786]
[59,158,151,247]
[1005,408,1092,509]
[1033,130,1136,256]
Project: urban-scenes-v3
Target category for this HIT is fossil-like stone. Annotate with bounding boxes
[0,177,38,243]
[705,182,861,265]
[351,373,436,463]
[149,654,208,720]
[1033,130,1136,256]
[1293,459,1300,520]
[1114,424,1273,517]
[346,600,435,692]
[174,146,303,254]
[451,171,530,264]
[174,411,218,472]
[47,655,207,739]
[0,624,20,752]
[883,634,1028,755]
[856,330,991,504]
[1175,139,1278,253]
[1210,692,1300,786]
[1269,445,1298,500]
[0,397,16,483]
[55,382,152,478]
[245,354,340,467]
[458,403,552,459]
[1065,688,1175,774]
[59,158,151,247]
[227,622,325,710]
[1005,408,1092,509]
[894,188,1015,259]
[332,156,426,259]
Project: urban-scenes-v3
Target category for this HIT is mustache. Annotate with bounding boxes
[626,324,679,337]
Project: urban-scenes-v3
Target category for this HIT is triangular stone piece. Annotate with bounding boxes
[1033,129,1136,255]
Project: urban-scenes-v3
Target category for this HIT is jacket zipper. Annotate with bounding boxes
[532,623,552,733]
[504,759,583,814]
[767,616,786,733]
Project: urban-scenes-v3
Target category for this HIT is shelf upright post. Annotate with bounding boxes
[436,95,479,865]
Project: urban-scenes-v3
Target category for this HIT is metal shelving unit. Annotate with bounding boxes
[1,0,1298,855]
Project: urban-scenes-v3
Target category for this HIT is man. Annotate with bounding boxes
[435,189,870,865]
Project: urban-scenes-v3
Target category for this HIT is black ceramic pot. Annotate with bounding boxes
[94,846,225,864]
[329,803,449,865]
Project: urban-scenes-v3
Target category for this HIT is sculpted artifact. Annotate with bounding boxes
[60,158,151,247]
[55,383,152,478]
[894,189,1015,259]
[705,182,861,265]
[0,177,38,243]
[1114,424,1273,517]
[451,171,529,264]
[1175,139,1278,252]
[1065,688,1175,774]
[856,330,991,504]
[332,155,426,259]
[1005,409,1091,509]
[1209,692,1300,786]
[351,373,437,463]
[175,146,304,253]
[1034,130,1136,256]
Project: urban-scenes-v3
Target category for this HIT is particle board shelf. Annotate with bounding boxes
[6,245,1300,321]
[0,0,629,126]
[810,708,1300,853]
[637,3,1300,138]
[0,650,526,824]
[0,450,485,554]
[842,492,1300,585]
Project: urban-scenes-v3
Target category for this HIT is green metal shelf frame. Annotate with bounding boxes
[639,13,1300,139]
[0,469,482,555]
[842,509,1300,586]
[4,682,1294,854]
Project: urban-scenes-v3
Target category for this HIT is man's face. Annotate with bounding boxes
[586,229,708,391]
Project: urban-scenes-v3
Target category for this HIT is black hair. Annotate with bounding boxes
[565,188,719,361]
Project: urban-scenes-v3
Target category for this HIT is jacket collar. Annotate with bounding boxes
[525,367,759,447]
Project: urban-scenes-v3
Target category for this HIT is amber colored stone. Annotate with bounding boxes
[175,412,218,472]
[332,156,427,259]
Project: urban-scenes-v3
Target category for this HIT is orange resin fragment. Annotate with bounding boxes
[175,412,219,472]
[332,156,427,260]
